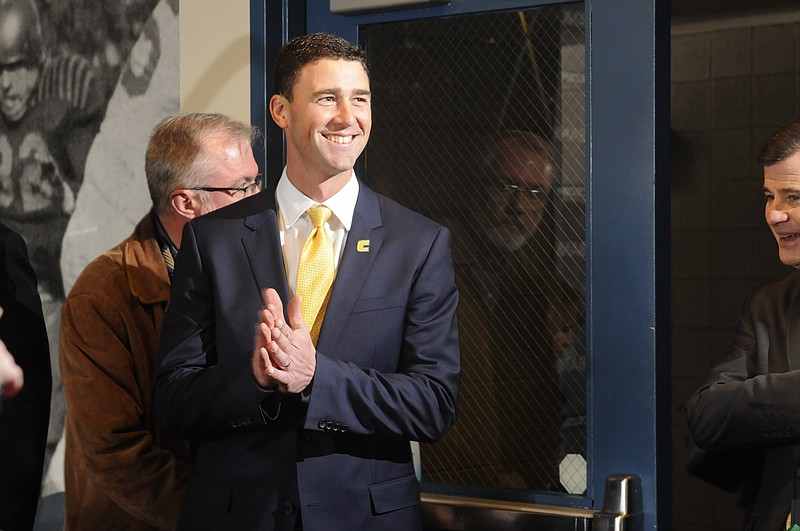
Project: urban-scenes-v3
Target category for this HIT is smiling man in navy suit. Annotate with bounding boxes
[153,33,460,531]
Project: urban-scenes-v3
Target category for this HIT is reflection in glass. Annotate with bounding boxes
[362,3,586,498]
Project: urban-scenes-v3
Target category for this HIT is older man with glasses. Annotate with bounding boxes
[430,129,571,492]
[186,180,262,198]
[479,131,554,255]
[59,112,260,531]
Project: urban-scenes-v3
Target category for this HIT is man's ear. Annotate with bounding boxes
[269,94,289,129]
[170,190,202,220]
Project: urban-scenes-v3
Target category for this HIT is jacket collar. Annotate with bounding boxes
[124,214,171,305]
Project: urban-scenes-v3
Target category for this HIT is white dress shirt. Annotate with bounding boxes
[275,168,360,295]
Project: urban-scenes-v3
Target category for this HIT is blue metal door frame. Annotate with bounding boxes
[586,2,671,530]
[249,0,671,527]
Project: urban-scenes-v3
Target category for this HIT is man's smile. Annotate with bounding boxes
[323,134,357,144]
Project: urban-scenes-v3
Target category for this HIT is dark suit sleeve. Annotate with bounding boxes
[153,221,281,439]
[0,228,52,531]
[686,287,800,451]
[305,226,460,443]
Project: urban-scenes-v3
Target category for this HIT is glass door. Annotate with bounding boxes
[360,5,588,504]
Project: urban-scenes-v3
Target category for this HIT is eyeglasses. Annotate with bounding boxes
[488,183,547,201]
[187,178,262,199]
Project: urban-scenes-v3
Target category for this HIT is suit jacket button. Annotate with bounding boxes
[318,419,327,430]
[282,502,296,515]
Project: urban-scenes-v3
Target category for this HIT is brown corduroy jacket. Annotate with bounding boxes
[60,214,191,530]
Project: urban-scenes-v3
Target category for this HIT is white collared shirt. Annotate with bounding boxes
[275,168,360,295]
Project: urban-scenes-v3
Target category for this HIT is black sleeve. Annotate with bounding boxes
[0,224,52,531]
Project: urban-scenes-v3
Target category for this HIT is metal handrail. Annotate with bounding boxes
[420,474,642,530]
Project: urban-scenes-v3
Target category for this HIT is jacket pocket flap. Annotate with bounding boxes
[351,293,406,314]
[369,474,420,515]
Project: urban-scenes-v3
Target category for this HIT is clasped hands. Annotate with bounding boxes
[251,288,316,394]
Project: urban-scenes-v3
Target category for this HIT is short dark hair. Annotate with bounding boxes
[273,32,368,101]
[758,118,800,166]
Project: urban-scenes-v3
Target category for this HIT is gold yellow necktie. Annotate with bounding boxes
[296,206,335,343]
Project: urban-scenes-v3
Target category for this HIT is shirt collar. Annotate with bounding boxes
[276,168,359,230]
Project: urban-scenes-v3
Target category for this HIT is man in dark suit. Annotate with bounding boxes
[0,222,51,531]
[687,118,800,531]
[152,33,460,531]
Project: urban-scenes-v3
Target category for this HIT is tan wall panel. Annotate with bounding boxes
[180,0,250,123]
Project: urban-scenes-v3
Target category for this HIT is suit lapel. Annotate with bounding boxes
[241,190,291,305]
[317,184,383,350]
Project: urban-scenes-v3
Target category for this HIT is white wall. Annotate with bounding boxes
[180,0,251,123]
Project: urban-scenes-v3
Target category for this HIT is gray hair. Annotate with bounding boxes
[145,112,259,215]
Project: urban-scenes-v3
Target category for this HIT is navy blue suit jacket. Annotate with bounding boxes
[153,180,460,531]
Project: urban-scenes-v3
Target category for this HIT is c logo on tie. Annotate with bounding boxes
[356,240,370,252]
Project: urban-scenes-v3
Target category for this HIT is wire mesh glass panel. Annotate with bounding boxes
[362,3,586,496]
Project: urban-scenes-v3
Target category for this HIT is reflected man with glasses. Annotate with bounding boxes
[483,131,566,491]
[59,112,260,530]
[442,129,567,491]
[480,130,553,260]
